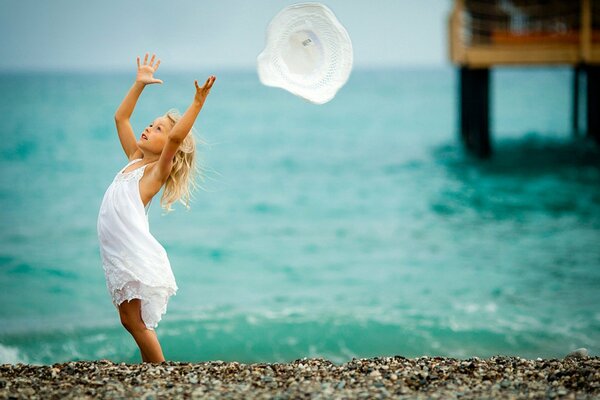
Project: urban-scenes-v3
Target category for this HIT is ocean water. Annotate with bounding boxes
[0,67,599,365]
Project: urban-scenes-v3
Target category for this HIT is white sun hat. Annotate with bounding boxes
[257,2,353,104]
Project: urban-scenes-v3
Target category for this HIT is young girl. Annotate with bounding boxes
[97,53,215,363]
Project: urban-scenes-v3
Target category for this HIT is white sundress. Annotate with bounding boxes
[97,158,178,330]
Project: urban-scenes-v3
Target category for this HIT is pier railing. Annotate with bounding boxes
[449,0,600,66]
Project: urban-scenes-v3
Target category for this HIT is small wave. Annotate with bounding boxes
[0,343,28,364]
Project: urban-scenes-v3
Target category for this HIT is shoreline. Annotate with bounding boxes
[1,355,599,399]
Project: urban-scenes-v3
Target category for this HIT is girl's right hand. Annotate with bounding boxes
[136,53,163,85]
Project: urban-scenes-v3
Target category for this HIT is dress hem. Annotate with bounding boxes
[111,279,178,330]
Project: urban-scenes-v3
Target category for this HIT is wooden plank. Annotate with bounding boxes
[449,0,465,63]
[581,0,592,62]
[463,45,580,67]
[590,46,600,63]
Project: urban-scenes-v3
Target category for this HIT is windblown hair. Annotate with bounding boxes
[160,108,207,213]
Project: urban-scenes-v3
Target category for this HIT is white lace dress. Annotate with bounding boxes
[97,158,178,330]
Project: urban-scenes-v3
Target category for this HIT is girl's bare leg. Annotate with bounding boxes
[140,330,161,362]
[140,347,149,363]
[118,299,165,363]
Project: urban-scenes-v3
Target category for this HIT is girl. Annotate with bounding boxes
[97,53,215,363]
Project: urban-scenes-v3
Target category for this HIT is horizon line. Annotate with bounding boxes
[0,63,456,74]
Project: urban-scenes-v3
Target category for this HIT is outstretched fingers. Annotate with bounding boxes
[196,76,216,91]
[205,76,215,89]
[138,53,159,67]
[194,79,205,90]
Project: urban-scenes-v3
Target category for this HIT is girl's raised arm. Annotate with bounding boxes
[114,53,163,160]
[152,76,216,182]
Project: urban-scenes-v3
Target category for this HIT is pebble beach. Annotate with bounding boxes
[1,355,598,399]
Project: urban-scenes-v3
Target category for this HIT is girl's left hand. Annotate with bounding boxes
[194,76,216,104]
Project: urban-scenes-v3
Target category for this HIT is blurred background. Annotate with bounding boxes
[0,0,599,365]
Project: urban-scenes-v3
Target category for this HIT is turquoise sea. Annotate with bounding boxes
[0,67,599,365]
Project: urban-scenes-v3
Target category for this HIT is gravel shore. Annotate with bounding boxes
[1,355,598,399]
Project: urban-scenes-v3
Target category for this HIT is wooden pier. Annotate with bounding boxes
[449,0,600,157]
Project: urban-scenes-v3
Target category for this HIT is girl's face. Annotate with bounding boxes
[138,116,172,154]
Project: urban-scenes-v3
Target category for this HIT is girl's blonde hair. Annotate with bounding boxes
[160,108,207,213]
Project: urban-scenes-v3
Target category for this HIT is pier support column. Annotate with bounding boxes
[586,65,600,144]
[573,65,581,136]
[459,67,491,158]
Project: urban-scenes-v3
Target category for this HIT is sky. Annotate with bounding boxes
[0,0,452,71]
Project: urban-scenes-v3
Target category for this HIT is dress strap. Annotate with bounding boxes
[120,158,143,174]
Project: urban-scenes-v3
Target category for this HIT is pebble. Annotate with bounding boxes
[0,355,598,399]
[565,348,589,359]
